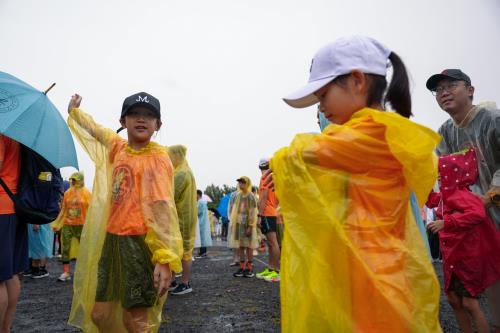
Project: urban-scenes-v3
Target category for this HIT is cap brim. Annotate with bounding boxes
[283,77,334,108]
[124,102,160,118]
[426,74,453,91]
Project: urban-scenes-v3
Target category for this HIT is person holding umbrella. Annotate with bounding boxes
[0,134,27,333]
[0,71,78,332]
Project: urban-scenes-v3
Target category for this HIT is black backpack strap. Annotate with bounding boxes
[0,176,16,202]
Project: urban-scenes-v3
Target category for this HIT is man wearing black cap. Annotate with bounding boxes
[427,69,500,332]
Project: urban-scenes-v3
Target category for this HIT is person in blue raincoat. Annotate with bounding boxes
[196,190,212,258]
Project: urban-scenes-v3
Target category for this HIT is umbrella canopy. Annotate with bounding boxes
[217,193,231,218]
[201,193,213,203]
[0,71,78,169]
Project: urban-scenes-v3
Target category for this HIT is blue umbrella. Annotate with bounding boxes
[217,193,231,218]
[0,71,78,169]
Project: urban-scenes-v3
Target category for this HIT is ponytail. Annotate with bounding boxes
[385,52,412,118]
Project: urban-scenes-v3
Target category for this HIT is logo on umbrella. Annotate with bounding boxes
[0,89,19,113]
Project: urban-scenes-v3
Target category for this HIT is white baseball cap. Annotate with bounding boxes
[283,36,391,108]
[258,157,270,168]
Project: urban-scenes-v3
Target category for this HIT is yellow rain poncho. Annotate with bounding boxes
[67,108,183,333]
[168,145,197,262]
[51,172,91,261]
[271,108,442,333]
[229,176,259,249]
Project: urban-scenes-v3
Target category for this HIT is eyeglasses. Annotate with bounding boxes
[431,81,467,96]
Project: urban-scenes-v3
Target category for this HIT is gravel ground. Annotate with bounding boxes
[12,244,493,332]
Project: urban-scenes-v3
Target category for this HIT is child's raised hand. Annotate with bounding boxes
[68,94,82,113]
[426,220,444,233]
[153,263,172,297]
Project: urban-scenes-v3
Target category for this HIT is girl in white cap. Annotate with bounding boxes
[270,36,442,332]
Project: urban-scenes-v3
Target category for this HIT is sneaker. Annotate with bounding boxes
[22,267,36,277]
[31,268,49,279]
[170,282,193,295]
[263,271,280,282]
[168,280,178,291]
[229,262,239,267]
[243,269,255,278]
[57,272,71,282]
[233,268,245,277]
[195,253,207,259]
[256,268,271,280]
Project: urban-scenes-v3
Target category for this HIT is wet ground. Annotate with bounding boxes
[12,243,493,332]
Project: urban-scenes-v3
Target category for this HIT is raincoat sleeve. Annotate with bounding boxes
[426,191,441,209]
[173,170,187,203]
[490,116,500,187]
[248,194,258,227]
[143,156,183,273]
[51,194,67,231]
[68,108,118,149]
[444,191,487,231]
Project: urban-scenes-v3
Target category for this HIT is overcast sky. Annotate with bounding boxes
[1,0,499,191]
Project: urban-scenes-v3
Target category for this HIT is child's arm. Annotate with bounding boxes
[67,94,118,147]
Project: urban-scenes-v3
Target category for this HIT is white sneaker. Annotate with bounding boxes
[57,272,71,282]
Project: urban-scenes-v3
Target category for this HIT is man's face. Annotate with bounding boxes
[434,79,474,114]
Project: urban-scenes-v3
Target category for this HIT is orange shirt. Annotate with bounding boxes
[258,175,278,217]
[62,187,92,226]
[106,140,173,235]
[0,135,20,214]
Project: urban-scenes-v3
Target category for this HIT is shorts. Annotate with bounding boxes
[449,274,474,298]
[61,225,83,262]
[0,214,28,282]
[260,216,277,235]
[95,233,157,309]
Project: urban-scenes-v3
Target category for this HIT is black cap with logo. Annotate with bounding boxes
[426,69,472,91]
[121,92,161,119]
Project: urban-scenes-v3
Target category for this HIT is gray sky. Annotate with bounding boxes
[2,0,499,191]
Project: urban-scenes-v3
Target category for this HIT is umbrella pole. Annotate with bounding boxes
[43,83,56,95]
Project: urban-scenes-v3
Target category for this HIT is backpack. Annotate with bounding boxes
[0,145,64,225]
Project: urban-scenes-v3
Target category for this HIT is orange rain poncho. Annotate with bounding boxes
[51,171,91,260]
[271,108,442,333]
[52,172,91,230]
[67,108,183,333]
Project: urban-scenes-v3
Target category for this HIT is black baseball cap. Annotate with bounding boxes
[426,69,471,91]
[121,92,161,119]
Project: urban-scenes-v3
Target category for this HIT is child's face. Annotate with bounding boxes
[314,72,368,125]
[120,107,161,144]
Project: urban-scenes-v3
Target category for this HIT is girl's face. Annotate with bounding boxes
[120,107,161,145]
[315,71,369,125]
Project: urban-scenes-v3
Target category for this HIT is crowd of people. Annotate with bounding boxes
[0,35,499,333]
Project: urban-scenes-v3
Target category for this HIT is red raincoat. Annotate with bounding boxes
[427,148,500,297]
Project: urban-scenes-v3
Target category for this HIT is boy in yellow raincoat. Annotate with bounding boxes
[66,92,183,333]
[51,171,91,281]
[271,36,442,332]
[168,145,197,295]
